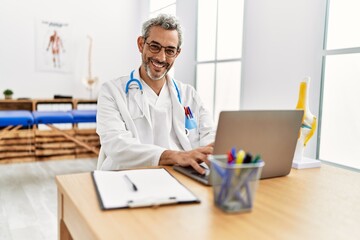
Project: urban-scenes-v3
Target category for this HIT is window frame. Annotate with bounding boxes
[317,0,360,170]
[195,0,244,121]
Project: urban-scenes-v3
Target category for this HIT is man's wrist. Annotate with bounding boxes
[159,150,177,166]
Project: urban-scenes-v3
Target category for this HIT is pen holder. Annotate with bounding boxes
[185,117,197,130]
[209,155,265,213]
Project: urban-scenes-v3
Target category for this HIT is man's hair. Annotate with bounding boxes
[142,14,183,48]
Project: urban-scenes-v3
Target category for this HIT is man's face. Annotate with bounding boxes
[138,26,181,81]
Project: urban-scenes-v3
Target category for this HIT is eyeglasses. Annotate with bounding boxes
[145,41,179,57]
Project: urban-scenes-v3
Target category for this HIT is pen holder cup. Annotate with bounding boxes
[209,155,265,213]
[185,117,197,130]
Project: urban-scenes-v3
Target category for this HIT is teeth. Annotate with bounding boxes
[152,60,164,68]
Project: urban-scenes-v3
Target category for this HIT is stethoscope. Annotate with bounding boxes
[125,70,197,135]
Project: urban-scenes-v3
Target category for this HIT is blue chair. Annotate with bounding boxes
[0,110,34,140]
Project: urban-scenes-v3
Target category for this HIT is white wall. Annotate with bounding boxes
[0,0,145,100]
[241,0,327,157]
[0,0,327,158]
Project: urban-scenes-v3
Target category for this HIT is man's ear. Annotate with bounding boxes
[176,47,182,57]
[137,36,144,53]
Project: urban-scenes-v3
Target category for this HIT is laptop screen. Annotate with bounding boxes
[213,110,303,179]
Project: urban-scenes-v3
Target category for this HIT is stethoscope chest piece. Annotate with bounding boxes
[125,70,143,94]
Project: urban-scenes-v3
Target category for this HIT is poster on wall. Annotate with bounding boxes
[36,19,73,73]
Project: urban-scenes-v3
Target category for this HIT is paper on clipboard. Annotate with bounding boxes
[92,168,200,209]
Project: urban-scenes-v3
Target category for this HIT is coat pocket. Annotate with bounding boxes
[187,128,200,148]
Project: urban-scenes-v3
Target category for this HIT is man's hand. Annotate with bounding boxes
[159,145,214,174]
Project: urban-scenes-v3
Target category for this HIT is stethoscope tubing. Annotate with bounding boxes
[124,70,197,133]
[125,70,143,94]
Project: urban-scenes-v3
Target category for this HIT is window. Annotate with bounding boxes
[319,0,360,170]
[196,0,244,122]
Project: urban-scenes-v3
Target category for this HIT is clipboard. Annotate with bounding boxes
[92,168,200,210]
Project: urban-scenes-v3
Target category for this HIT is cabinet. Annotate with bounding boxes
[0,99,99,163]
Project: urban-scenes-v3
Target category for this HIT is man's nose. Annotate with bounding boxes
[155,48,167,61]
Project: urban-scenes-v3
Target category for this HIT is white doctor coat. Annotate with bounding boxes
[96,71,215,170]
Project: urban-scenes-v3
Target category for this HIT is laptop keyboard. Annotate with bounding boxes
[173,164,211,185]
[189,165,210,179]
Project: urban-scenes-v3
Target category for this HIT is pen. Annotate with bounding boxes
[243,153,253,164]
[187,106,194,118]
[252,155,261,163]
[231,147,237,162]
[124,174,138,192]
[184,107,190,119]
[236,149,245,164]
[227,151,234,164]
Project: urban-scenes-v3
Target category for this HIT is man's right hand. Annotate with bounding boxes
[159,145,214,174]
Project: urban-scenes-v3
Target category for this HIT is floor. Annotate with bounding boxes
[0,158,97,240]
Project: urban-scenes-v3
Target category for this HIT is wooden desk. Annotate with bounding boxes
[56,164,360,240]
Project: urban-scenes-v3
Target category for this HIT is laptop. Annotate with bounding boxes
[173,110,304,185]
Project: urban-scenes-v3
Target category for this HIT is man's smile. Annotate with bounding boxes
[150,58,168,70]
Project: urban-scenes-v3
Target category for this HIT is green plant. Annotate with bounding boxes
[3,89,13,96]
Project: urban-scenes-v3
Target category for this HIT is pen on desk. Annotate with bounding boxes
[124,174,138,192]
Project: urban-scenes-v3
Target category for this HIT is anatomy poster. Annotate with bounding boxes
[36,19,73,73]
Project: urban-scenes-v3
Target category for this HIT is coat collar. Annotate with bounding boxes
[125,70,152,128]
[124,69,192,151]
[168,79,192,151]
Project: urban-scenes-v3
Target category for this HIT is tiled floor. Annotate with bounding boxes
[0,158,97,240]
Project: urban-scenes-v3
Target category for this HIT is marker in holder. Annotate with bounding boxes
[209,154,265,213]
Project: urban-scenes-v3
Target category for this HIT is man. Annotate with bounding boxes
[96,14,215,174]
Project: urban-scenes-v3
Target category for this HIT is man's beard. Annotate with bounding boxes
[144,57,170,81]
